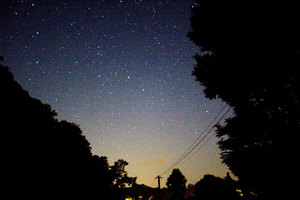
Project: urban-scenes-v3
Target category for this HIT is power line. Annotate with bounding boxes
[177,127,216,168]
[159,104,226,176]
[176,106,231,167]
[159,105,232,176]
[160,105,231,176]
[177,107,232,168]
[160,104,228,175]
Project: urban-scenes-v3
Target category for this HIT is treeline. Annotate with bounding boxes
[188,1,299,199]
[165,169,243,200]
[0,59,135,200]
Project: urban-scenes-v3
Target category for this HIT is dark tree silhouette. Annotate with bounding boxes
[111,159,137,188]
[194,174,240,200]
[85,155,117,199]
[0,59,133,200]
[166,169,187,200]
[188,1,300,199]
[108,159,137,200]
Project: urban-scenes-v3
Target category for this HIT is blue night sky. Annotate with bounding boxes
[0,0,232,187]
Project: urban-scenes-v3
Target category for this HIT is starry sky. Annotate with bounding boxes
[0,0,232,187]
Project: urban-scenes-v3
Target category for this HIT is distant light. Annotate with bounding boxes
[236,189,243,197]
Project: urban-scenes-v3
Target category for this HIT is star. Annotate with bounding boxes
[0,0,229,188]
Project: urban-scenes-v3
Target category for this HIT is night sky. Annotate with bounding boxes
[0,0,232,187]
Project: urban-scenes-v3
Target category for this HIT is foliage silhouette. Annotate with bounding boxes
[188,1,300,199]
[194,174,240,200]
[166,169,187,200]
[0,60,134,200]
[111,159,137,189]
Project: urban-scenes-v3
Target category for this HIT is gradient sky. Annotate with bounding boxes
[0,0,232,187]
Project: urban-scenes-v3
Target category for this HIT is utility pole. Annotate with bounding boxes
[155,175,162,189]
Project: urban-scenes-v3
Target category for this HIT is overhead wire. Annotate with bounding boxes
[159,104,231,176]
[177,107,232,168]
[160,105,232,176]
[176,133,215,168]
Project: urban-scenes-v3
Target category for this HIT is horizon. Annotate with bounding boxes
[0,0,232,187]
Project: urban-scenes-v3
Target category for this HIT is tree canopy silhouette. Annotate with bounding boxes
[111,159,137,189]
[0,59,134,200]
[194,174,240,200]
[188,1,300,199]
[166,169,187,200]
